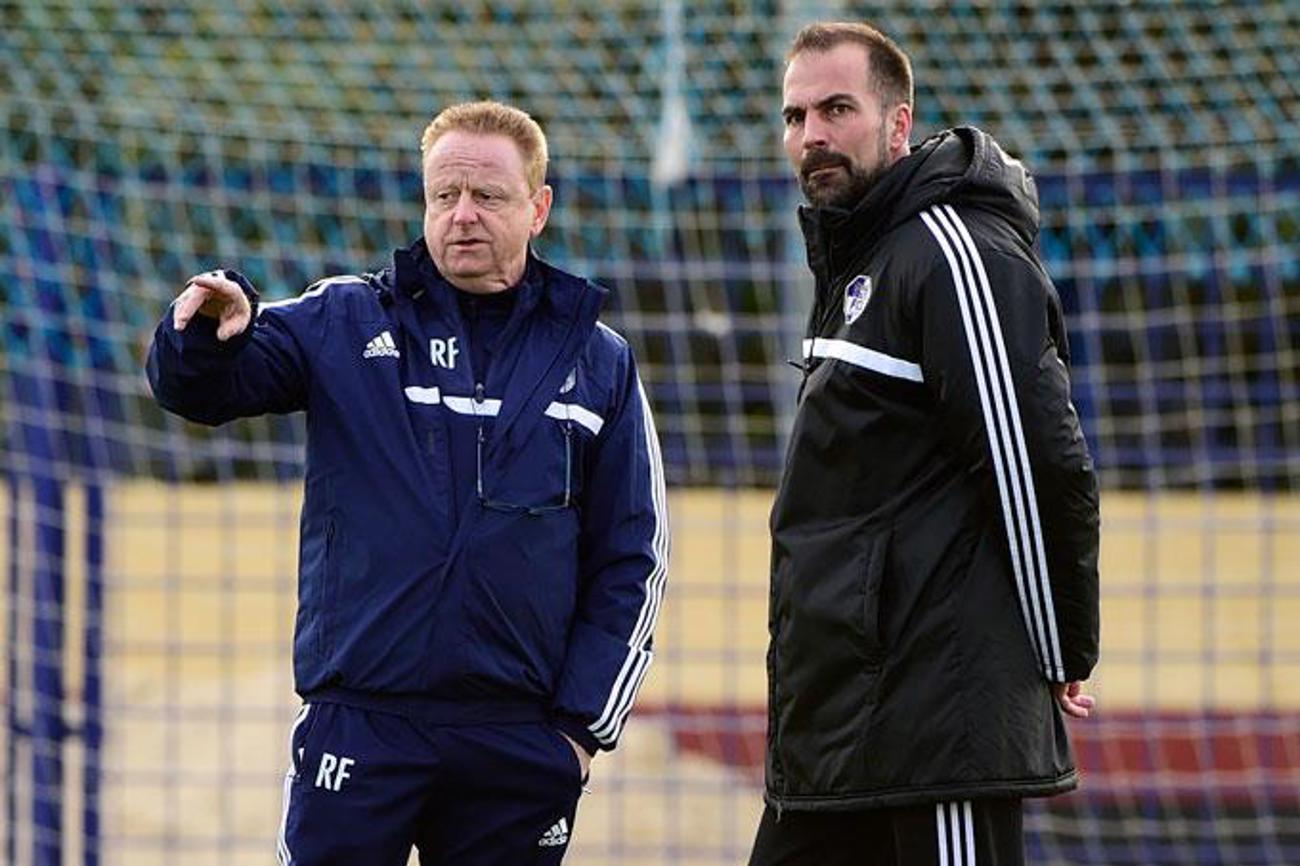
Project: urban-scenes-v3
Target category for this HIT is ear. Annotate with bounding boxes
[889,103,913,159]
[530,185,553,237]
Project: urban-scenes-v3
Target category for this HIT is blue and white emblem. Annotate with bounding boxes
[843,274,873,325]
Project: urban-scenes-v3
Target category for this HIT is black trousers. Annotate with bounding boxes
[748,798,1024,866]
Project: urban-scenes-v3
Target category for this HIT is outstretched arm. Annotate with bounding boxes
[147,269,320,425]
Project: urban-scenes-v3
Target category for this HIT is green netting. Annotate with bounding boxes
[2,2,1299,864]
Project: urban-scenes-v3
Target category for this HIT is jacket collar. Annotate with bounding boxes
[798,126,1041,280]
[393,238,540,307]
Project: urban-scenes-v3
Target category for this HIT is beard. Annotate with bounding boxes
[798,140,890,209]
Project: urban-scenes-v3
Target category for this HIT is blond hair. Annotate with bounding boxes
[420,101,549,192]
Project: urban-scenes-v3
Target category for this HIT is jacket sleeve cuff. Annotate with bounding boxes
[552,714,602,756]
[220,268,260,351]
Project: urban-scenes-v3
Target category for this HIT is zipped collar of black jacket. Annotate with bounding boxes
[796,128,977,264]
[799,127,1041,259]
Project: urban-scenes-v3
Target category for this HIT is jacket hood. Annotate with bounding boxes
[799,126,1041,271]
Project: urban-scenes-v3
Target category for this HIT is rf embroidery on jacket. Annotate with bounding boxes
[843,274,872,324]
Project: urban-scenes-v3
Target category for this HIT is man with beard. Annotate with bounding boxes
[749,22,1100,866]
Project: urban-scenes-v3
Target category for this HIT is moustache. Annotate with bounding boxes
[800,150,852,181]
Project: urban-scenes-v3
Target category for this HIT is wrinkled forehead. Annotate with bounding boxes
[422,131,529,187]
[782,44,873,105]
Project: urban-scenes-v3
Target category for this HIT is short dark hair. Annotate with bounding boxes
[788,22,914,110]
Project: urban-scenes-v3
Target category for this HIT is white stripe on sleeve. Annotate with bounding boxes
[920,206,1064,680]
[259,275,358,313]
[587,375,670,745]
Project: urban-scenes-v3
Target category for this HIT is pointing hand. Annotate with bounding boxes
[173,270,252,341]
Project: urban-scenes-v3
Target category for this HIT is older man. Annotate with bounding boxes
[148,101,668,866]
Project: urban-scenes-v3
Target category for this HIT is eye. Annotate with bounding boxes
[782,111,803,128]
[827,103,851,118]
[474,189,508,208]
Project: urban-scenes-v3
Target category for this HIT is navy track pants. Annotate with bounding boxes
[277,702,585,865]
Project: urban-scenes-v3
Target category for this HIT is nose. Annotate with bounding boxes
[801,114,830,152]
[450,190,478,224]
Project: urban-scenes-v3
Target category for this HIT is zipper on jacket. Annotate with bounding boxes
[474,381,487,501]
[561,421,573,506]
[320,520,336,658]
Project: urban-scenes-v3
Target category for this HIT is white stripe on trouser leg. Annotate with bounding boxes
[277,704,312,865]
[963,800,976,865]
[936,803,950,866]
[949,802,964,866]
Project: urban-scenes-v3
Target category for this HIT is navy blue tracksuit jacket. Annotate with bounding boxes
[147,240,669,754]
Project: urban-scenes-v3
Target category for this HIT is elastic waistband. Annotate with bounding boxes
[303,686,549,724]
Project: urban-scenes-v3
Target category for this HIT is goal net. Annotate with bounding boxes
[2,1,1297,864]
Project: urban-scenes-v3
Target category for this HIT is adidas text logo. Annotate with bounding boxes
[363,330,400,359]
[538,817,569,847]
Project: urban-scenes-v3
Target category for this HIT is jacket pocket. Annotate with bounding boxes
[318,520,338,659]
[770,524,891,792]
[860,529,891,663]
[480,419,583,516]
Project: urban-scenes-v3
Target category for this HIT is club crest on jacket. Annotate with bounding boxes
[843,274,873,324]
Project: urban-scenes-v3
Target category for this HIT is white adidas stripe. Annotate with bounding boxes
[402,389,607,436]
[920,205,1064,680]
[935,800,976,866]
[404,385,441,404]
[277,703,313,865]
[545,401,605,436]
[363,331,400,358]
[589,376,669,745]
[802,337,924,383]
[937,204,1064,677]
[938,203,1064,680]
[442,395,503,417]
[628,377,670,651]
[591,647,653,744]
[259,275,358,313]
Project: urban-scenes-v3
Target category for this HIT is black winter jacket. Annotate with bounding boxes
[765,127,1100,812]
